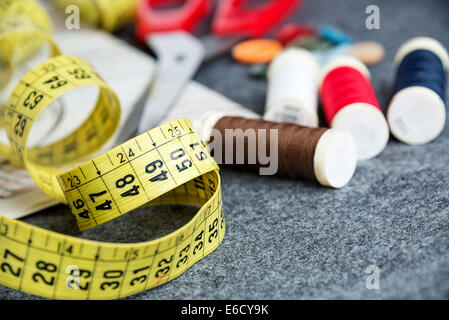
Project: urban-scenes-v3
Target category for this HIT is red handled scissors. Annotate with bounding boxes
[135,0,300,133]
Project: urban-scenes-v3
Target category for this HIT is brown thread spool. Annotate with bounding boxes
[200,112,357,188]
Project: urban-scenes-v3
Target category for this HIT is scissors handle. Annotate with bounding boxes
[212,0,301,38]
[136,0,212,42]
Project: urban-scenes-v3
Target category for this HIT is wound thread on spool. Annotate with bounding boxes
[264,48,320,127]
[387,37,448,145]
[200,113,357,188]
[320,56,389,160]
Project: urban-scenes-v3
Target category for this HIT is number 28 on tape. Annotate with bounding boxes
[0,54,225,299]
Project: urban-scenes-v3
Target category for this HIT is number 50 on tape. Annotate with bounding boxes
[0,55,224,300]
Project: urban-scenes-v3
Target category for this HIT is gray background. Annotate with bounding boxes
[1,0,448,299]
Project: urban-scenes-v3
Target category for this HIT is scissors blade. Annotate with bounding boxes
[201,34,246,63]
[137,31,205,134]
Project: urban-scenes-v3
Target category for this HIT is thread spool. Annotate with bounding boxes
[200,112,357,188]
[387,37,448,145]
[158,82,260,139]
[264,48,320,127]
[319,56,389,160]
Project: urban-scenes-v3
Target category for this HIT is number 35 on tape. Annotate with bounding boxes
[0,56,224,299]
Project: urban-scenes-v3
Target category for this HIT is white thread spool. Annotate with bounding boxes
[264,48,320,127]
[387,37,449,145]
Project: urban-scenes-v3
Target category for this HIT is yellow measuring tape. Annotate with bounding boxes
[53,0,138,32]
[0,0,224,299]
[0,0,59,159]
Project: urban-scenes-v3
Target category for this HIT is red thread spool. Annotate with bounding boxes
[320,56,389,160]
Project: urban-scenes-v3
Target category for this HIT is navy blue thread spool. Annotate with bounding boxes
[387,37,449,145]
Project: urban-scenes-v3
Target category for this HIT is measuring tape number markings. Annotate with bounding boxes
[0,0,224,300]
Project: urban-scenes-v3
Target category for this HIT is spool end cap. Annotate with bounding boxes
[394,37,449,69]
[314,128,357,188]
[331,103,390,160]
[387,86,446,145]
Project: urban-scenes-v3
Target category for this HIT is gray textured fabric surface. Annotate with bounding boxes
[1,0,448,300]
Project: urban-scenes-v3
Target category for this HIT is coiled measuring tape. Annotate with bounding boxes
[0,0,59,160]
[0,0,224,300]
[53,0,138,32]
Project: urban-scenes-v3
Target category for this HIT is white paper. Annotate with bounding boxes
[0,29,155,219]
[0,2,258,220]
[160,81,259,131]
